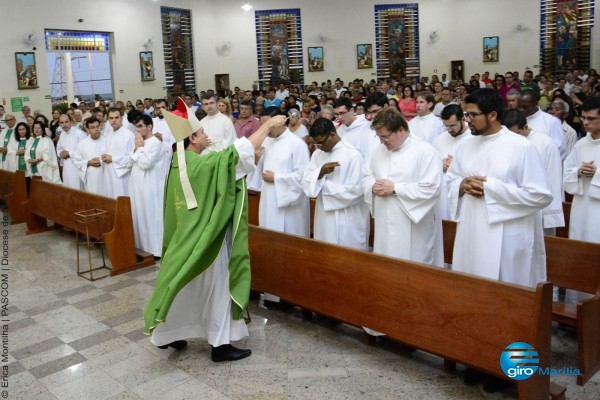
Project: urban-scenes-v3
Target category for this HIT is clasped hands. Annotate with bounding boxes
[372,179,395,197]
[460,176,486,197]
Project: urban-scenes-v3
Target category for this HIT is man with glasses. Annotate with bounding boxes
[127,114,165,258]
[0,115,17,170]
[498,71,521,106]
[446,88,552,392]
[302,118,369,250]
[334,98,368,146]
[564,96,600,244]
[364,107,444,267]
[347,92,388,163]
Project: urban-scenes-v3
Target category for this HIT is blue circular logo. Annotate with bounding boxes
[500,342,539,380]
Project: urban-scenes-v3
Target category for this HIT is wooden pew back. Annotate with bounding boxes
[0,170,27,224]
[545,235,600,296]
[249,226,553,399]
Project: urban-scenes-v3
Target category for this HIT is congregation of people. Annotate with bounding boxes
[2,66,600,385]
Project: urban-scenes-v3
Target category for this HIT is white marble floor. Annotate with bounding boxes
[5,210,600,399]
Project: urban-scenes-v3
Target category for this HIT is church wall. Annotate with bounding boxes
[0,0,597,115]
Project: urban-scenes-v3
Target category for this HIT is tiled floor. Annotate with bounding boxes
[5,211,600,399]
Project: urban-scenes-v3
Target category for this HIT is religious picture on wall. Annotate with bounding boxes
[556,0,578,69]
[357,44,373,69]
[270,19,289,85]
[15,52,38,89]
[308,47,324,72]
[140,51,155,81]
[483,36,499,62]
[388,15,406,79]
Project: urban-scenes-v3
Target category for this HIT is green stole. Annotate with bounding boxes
[30,137,40,174]
[17,138,27,171]
[144,146,251,334]
[2,129,12,162]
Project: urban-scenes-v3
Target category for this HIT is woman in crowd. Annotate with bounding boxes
[49,109,62,141]
[388,97,400,110]
[399,85,417,121]
[25,121,61,184]
[35,114,53,139]
[7,122,32,175]
[231,97,241,120]
[217,98,234,122]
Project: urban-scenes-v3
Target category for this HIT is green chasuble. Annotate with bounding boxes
[144,146,251,334]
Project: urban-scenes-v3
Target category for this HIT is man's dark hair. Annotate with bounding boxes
[155,99,168,108]
[84,117,100,129]
[440,104,464,121]
[501,109,527,129]
[332,98,352,111]
[108,107,123,116]
[364,92,387,109]
[309,118,335,139]
[127,110,142,124]
[465,88,505,119]
[260,106,282,118]
[240,99,254,110]
[133,114,153,126]
[519,89,541,103]
[581,96,600,112]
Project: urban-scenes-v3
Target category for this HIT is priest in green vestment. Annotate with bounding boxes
[144,97,286,362]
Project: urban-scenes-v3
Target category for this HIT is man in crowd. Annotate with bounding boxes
[517,90,567,159]
[102,107,134,197]
[57,113,87,189]
[408,91,444,143]
[234,100,261,139]
[433,104,472,220]
[432,87,456,117]
[127,114,165,258]
[446,88,552,392]
[499,71,521,106]
[0,114,17,170]
[303,118,369,250]
[73,117,107,195]
[547,98,578,157]
[152,99,175,174]
[364,107,444,267]
[199,93,236,154]
[505,88,520,110]
[248,106,310,309]
[334,98,369,144]
[502,109,564,234]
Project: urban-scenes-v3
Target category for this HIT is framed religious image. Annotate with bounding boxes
[15,52,38,89]
[357,44,373,69]
[307,47,324,72]
[483,36,499,62]
[139,51,155,81]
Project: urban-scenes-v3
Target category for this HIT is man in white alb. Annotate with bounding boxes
[56,113,87,189]
[408,91,444,144]
[73,117,107,195]
[199,93,237,155]
[102,107,134,197]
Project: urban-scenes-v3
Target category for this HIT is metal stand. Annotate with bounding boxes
[74,209,111,281]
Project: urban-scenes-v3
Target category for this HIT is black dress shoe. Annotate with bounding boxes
[211,344,252,362]
[483,376,512,393]
[157,340,187,350]
[463,367,485,386]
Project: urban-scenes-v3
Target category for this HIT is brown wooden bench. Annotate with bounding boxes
[445,219,600,386]
[23,178,155,275]
[545,235,600,386]
[0,170,27,224]
[249,225,561,400]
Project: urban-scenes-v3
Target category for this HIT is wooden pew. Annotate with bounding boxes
[249,225,557,400]
[545,235,600,386]
[444,218,600,385]
[23,178,155,275]
[0,170,27,224]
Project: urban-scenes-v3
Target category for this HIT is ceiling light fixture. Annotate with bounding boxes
[241,1,253,11]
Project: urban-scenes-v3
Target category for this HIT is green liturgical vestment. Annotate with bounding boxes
[144,146,250,334]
